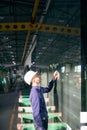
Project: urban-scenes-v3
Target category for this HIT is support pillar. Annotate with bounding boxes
[80,0,87,129]
[81,0,87,112]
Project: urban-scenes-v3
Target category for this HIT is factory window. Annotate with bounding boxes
[75,65,81,72]
[61,66,65,73]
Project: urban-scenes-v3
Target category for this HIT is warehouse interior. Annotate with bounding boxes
[0,0,87,130]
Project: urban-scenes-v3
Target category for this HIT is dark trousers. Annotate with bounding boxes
[34,118,48,130]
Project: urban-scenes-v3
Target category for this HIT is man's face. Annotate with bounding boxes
[31,74,41,85]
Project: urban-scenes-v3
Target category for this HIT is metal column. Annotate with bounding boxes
[81,0,87,111]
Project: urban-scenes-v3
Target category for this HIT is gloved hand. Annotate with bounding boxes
[53,70,60,80]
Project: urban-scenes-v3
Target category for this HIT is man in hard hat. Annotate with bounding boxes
[24,70,60,130]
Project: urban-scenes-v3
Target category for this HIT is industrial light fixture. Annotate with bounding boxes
[42,46,47,50]
[48,39,53,42]
[12,61,16,65]
[7,45,12,48]
[49,63,59,70]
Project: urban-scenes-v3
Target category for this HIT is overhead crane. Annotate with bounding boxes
[0,22,80,36]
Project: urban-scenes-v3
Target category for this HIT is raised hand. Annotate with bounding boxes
[53,70,60,80]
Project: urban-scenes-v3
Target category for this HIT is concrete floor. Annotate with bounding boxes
[0,83,19,130]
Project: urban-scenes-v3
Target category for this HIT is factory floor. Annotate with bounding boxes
[0,82,22,130]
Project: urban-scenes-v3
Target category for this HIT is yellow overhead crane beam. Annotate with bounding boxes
[31,0,40,23]
[21,0,40,63]
[0,22,80,36]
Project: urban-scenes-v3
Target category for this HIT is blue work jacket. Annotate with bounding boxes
[30,80,54,130]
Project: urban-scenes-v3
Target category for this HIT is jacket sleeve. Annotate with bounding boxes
[30,90,44,130]
[41,80,55,93]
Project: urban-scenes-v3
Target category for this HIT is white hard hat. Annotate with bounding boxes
[24,70,37,85]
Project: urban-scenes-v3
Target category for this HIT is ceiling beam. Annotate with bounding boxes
[21,31,31,63]
[31,0,40,23]
[21,0,40,64]
[0,22,80,36]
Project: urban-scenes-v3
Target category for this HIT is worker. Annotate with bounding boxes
[24,70,60,130]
